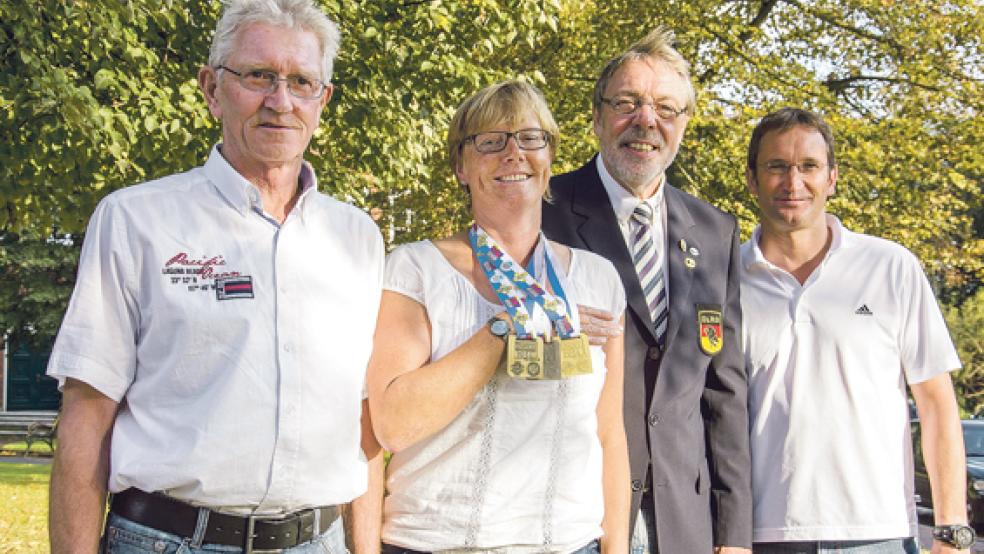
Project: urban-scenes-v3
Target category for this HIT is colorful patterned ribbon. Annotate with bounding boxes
[470,223,577,340]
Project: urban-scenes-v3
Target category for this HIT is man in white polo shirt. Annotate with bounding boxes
[740,108,971,553]
[46,1,384,553]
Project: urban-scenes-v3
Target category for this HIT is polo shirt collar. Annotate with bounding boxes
[744,213,852,271]
[204,144,318,221]
[596,155,665,223]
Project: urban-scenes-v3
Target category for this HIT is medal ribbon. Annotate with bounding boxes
[469,223,577,340]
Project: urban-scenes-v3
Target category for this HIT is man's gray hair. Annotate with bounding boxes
[593,26,695,114]
[208,0,341,82]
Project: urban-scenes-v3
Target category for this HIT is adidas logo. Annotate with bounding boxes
[855,304,873,316]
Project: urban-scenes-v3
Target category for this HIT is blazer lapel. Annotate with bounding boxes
[662,185,696,351]
[568,159,660,345]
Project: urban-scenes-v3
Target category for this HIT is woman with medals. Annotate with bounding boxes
[367,80,630,554]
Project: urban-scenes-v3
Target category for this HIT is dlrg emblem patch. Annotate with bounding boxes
[696,304,723,356]
[215,276,254,300]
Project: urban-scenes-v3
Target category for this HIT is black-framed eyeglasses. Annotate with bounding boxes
[600,96,689,120]
[463,129,552,153]
[759,160,827,176]
[216,65,327,99]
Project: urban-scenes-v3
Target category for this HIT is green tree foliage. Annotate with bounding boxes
[0,234,78,350]
[947,289,984,416]
[0,2,980,354]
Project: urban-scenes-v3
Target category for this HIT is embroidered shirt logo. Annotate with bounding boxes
[161,252,244,294]
[855,304,873,316]
[696,304,724,356]
[216,276,254,300]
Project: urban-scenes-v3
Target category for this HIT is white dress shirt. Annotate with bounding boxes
[47,145,385,514]
[596,156,670,301]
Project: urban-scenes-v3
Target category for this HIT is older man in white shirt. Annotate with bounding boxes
[46,1,384,553]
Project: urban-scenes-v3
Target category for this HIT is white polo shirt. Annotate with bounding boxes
[740,215,961,542]
[47,145,384,514]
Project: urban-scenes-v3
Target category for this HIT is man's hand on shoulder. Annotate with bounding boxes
[714,547,751,554]
[577,305,623,345]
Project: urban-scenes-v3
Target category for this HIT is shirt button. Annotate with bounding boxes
[283,343,292,352]
[648,347,661,360]
[648,413,660,426]
[631,479,643,492]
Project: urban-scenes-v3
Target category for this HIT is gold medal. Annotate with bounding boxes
[542,334,593,379]
[506,335,545,380]
[558,334,592,377]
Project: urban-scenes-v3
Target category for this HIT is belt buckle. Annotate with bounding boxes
[243,512,290,554]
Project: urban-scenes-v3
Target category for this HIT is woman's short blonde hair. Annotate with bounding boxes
[447,80,560,175]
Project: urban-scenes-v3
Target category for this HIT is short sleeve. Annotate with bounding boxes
[46,195,139,402]
[899,250,962,384]
[383,242,428,304]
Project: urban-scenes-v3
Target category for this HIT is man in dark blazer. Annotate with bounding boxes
[543,27,752,554]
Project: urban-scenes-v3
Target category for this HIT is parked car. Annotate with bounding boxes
[912,419,984,531]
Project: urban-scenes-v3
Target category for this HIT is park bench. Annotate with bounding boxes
[25,415,59,453]
[0,411,59,455]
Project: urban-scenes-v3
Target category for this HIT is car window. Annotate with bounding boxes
[965,425,984,456]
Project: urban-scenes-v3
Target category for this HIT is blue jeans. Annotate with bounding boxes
[752,538,919,554]
[101,512,348,553]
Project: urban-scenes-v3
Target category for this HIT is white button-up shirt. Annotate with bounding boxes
[596,155,670,301]
[48,146,384,514]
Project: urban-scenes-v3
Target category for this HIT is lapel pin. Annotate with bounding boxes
[679,239,688,252]
[689,246,700,257]
[685,257,696,269]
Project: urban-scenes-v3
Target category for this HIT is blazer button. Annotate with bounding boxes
[648,413,660,426]
[631,479,643,492]
[648,347,661,360]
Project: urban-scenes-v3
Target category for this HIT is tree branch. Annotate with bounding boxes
[699,0,779,85]
[746,0,779,32]
[701,27,802,90]
[823,73,944,94]
[782,0,906,53]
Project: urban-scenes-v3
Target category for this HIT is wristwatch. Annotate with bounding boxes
[933,523,975,549]
[488,316,511,341]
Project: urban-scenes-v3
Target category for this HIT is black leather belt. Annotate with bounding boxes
[109,488,339,552]
[382,544,430,554]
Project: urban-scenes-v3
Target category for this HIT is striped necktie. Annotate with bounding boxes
[631,202,668,348]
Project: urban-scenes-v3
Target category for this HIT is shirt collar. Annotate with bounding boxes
[744,213,851,271]
[203,144,318,221]
[596,155,665,223]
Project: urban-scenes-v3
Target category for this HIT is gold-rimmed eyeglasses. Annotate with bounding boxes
[600,96,689,120]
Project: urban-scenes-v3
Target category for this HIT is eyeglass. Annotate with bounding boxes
[463,129,552,154]
[760,160,827,176]
[216,65,327,99]
[600,96,689,120]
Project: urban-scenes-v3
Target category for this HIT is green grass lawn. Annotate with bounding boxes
[0,440,54,456]
[0,461,51,553]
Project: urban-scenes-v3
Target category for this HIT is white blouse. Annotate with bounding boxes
[381,240,626,553]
